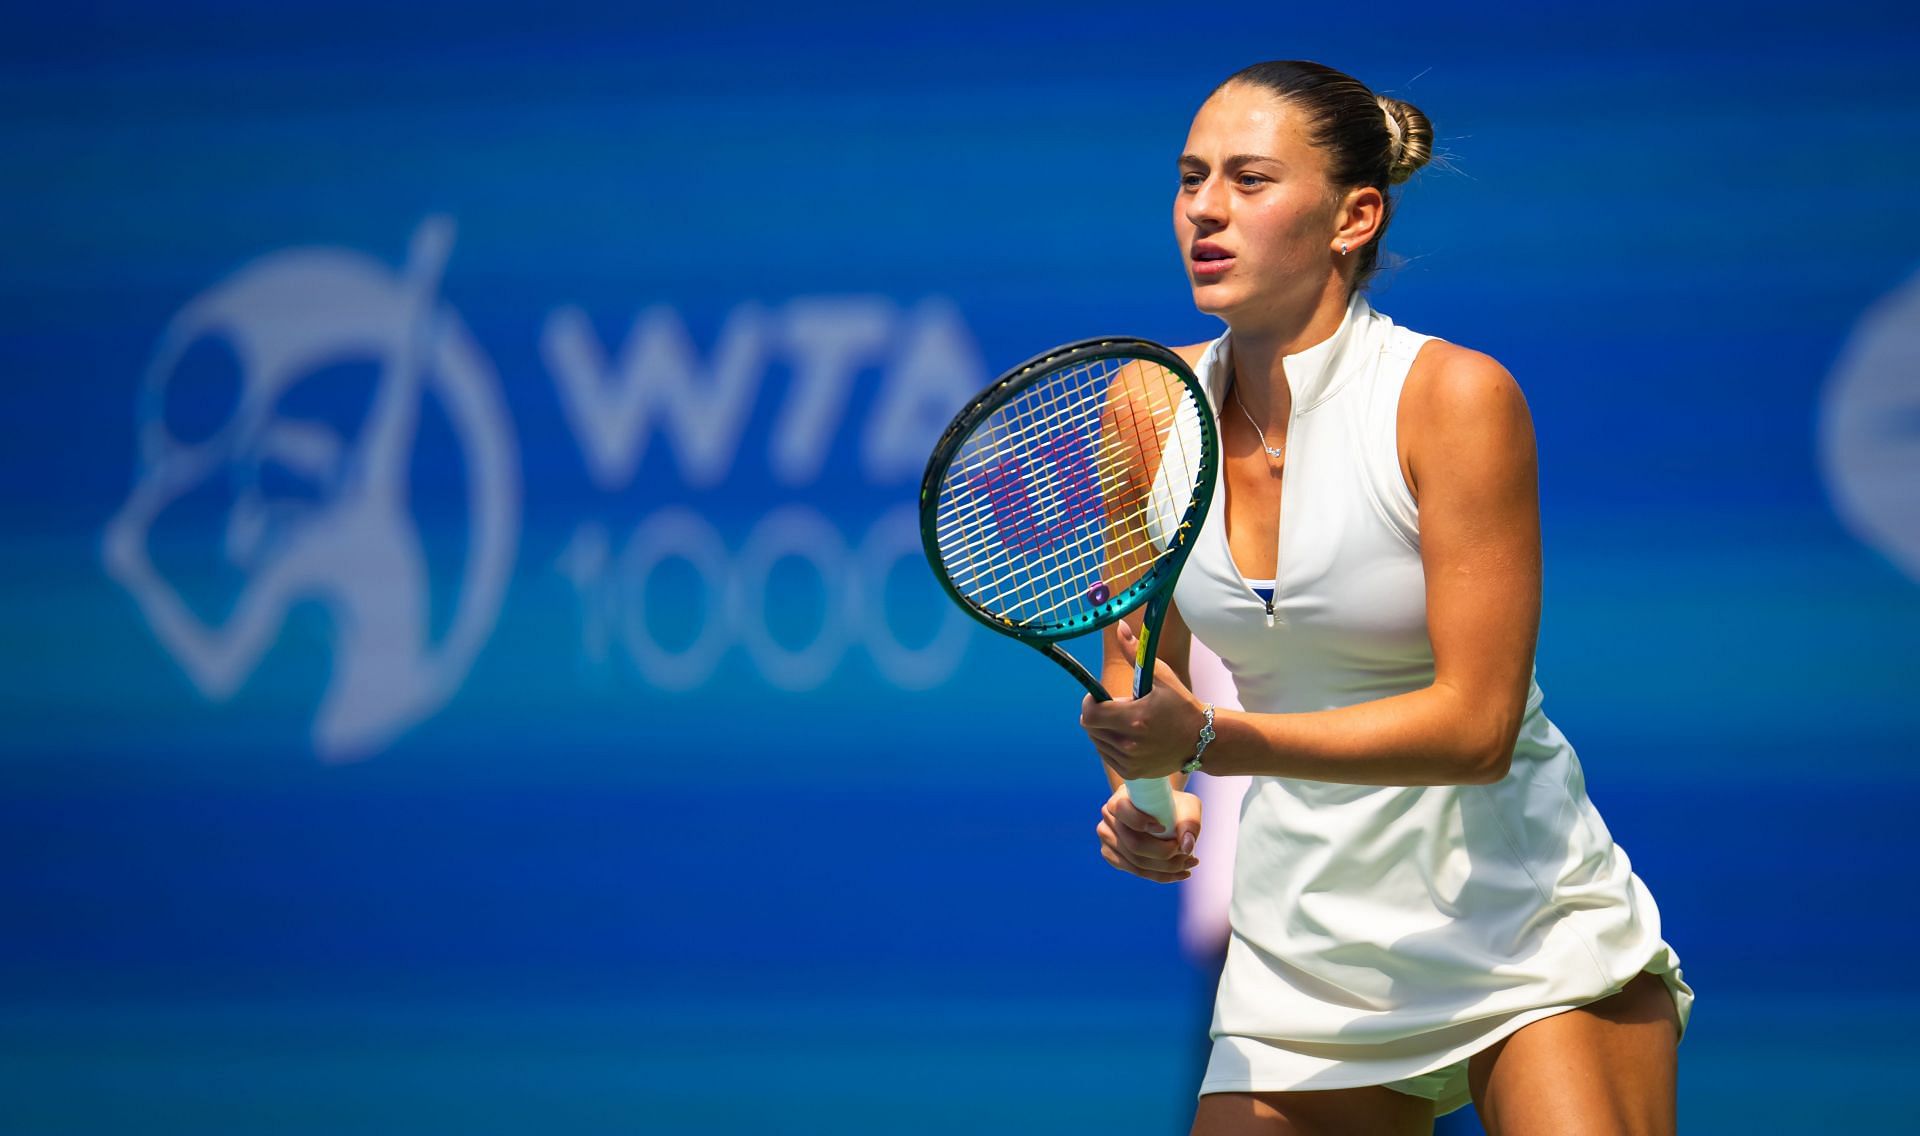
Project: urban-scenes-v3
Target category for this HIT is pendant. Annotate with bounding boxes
[1262,446,1284,459]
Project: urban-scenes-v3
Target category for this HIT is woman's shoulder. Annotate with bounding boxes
[1395,338,1536,498]
[1402,338,1527,424]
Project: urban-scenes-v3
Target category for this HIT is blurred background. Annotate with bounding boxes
[4,2,1919,1132]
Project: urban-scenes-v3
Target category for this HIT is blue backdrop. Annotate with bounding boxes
[5,3,1920,1132]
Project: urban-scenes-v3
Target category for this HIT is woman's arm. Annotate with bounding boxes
[1094,337,1212,794]
[1086,341,1209,882]
[1081,343,1540,787]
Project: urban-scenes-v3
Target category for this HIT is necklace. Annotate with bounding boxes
[1230,384,1285,461]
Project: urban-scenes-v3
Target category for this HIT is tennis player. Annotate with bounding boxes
[1079,61,1690,1135]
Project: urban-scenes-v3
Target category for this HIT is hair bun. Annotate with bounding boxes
[1376,96,1434,185]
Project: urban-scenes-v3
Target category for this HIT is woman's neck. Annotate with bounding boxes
[1226,286,1353,424]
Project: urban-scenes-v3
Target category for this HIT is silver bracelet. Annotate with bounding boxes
[1181,703,1216,774]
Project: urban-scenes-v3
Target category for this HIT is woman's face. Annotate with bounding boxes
[1175,83,1344,325]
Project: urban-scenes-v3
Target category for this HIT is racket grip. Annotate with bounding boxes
[1124,776,1177,837]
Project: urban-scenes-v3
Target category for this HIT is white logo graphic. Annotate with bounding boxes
[102,218,521,760]
[1820,266,1920,584]
[542,295,983,693]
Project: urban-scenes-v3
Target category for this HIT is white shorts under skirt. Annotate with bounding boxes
[1198,959,1692,1118]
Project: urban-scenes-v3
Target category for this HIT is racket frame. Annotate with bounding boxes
[918,336,1219,827]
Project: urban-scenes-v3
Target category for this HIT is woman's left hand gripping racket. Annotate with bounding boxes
[920,338,1219,833]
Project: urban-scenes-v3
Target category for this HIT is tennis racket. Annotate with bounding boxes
[919,337,1219,832]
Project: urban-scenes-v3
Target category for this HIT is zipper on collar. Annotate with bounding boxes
[1266,394,1298,631]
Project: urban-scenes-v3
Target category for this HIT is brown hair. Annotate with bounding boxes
[1213,61,1434,290]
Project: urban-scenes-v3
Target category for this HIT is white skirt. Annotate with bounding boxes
[1201,951,1691,1116]
[1198,713,1694,1117]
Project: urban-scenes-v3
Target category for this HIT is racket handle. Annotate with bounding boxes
[1124,776,1177,837]
[1124,605,1178,836]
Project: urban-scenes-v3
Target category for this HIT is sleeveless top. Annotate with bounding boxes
[1172,293,1692,1101]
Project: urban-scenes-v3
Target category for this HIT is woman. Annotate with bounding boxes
[1079,61,1691,1136]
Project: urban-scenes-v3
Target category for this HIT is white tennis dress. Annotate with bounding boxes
[1172,293,1691,1113]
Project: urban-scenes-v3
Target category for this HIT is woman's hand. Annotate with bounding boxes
[1097,783,1201,883]
[1080,621,1211,782]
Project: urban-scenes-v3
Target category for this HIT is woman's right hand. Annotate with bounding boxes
[1097,784,1202,883]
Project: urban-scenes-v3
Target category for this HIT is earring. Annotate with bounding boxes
[1340,241,1350,255]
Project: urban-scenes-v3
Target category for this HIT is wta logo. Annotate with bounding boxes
[101,218,521,761]
[101,218,988,760]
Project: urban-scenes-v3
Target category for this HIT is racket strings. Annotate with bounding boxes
[939,358,1144,603]
[936,399,1155,573]
[932,353,1206,631]
[952,391,1172,618]
[937,361,1169,560]
[934,362,1107,570]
